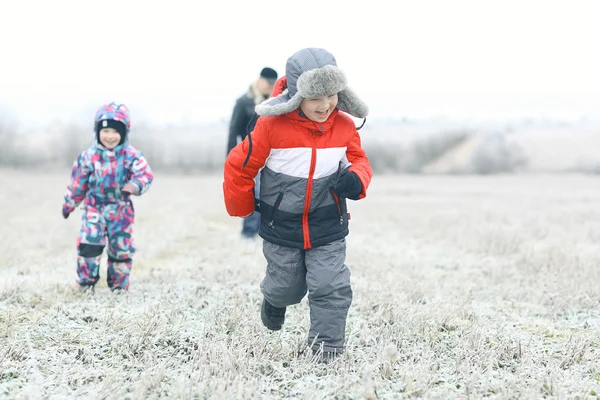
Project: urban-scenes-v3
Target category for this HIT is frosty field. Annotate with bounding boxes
[0,170,599,399]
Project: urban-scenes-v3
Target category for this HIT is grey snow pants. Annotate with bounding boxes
[260,238,352,353]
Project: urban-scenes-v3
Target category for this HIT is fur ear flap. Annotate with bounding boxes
[337,87,369,118]
[255,91,304,117]
[254,65,369,118]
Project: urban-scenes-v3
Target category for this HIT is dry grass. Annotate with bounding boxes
[1,170,599,399]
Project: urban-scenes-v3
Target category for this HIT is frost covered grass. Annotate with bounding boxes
[1,170,599,399]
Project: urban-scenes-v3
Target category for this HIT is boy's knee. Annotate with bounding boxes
[283,286,307,305]
[308,272,352,309]
[261,280,307,307]
[78,243,104,258]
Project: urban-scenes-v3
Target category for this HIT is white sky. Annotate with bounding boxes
[0,0,598,128]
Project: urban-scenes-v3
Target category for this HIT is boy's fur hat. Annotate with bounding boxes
[255,48,368,118]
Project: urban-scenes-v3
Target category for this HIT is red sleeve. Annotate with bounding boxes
[223,117,272,216]
[347,129,373,199]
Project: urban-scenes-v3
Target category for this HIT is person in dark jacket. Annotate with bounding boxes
[227,67,278,155]
[227,67,278,239]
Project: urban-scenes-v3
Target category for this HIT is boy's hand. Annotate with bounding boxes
[121,183,138,196]
[334,171,362,200]
[62,209,70,219]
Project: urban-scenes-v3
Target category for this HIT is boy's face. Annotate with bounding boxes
[99,128,121,149]
[300,94,339,123]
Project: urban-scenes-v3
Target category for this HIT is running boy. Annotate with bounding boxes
[223,48,372,360]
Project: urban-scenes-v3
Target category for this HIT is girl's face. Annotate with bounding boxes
[99,128,121,149]
[300,93,338,123]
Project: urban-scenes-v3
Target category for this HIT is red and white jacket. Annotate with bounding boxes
[223,81,372,249]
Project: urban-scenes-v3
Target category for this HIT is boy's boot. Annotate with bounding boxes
[312,348,342,364]
[261,299,286,331]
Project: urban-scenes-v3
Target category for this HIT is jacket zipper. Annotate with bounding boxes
[302,134,318,249]
[268,192,284,228]
[329,188,344,225]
